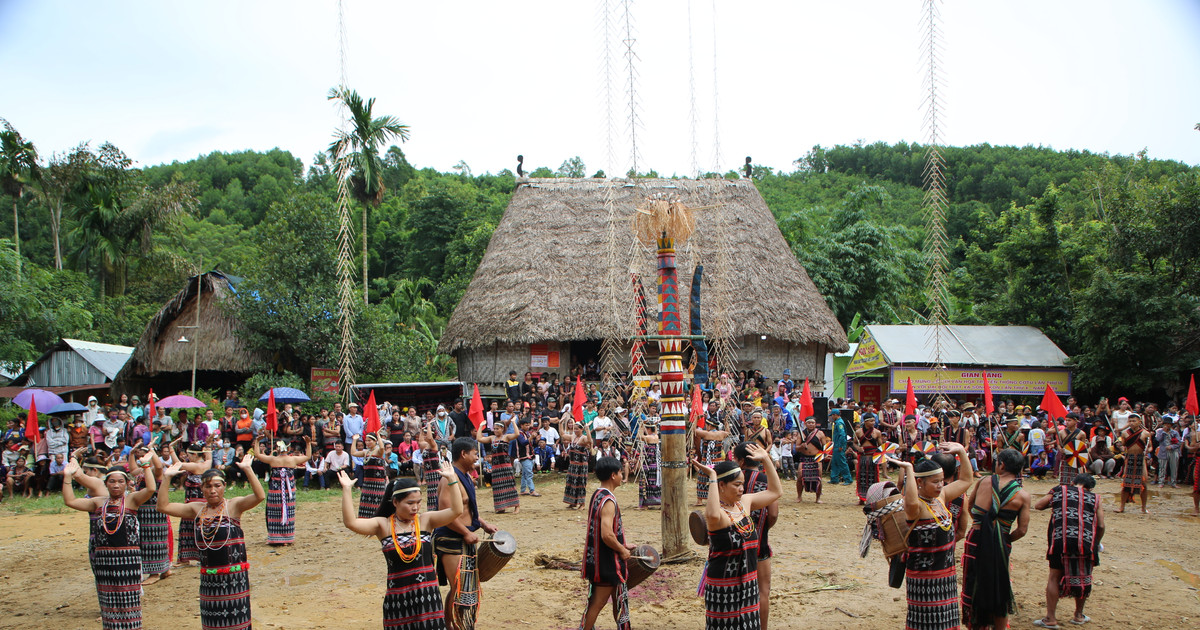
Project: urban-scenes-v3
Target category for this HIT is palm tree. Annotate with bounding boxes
[327,87,410,304]
[0,119,40,283]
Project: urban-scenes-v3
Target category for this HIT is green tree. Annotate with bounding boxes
[35,143,92,270]
[0,119,40,282]
[327,87,411,305]
[557,156,586,178]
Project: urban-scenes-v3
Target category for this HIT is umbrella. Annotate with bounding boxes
[48,402,89,416]
[11,388,65,411]
[156,394,208,409]
[258,387,310,405]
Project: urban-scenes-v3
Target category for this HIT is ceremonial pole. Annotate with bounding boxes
[655,233,689,558]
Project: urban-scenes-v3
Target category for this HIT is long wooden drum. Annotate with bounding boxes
[689,510,708,545]
[626,544,660,589]
[477,530,517,583]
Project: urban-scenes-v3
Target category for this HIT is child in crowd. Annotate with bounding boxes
[1030,450,1052,480]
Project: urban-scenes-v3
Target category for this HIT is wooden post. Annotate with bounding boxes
[655,235,689,558]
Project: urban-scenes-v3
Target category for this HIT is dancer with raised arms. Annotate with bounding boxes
[351,432,389,518]
[690,442,782,630]
[732,441,781,629]
[170,440,212,566]
[337,464,463,629]
[254,434,311,545]
[475,418,520,514]
[62,454,156,629]
[158,454,264,630]
[892,441,972,630]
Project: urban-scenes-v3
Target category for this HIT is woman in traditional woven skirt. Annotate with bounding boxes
[338,467,463,629]
[353,433,389,518]
[131,447,172,584]
[159,454,264,630]
[171,441,212,566]
[475,420,520,513]
[564,422,592,509]
[960,448,1030,630]
[637,421,661,508]
[63,458,157,629]
[855,416,884,505]
[693,420,731,506]
[691,444,782,630]
[419,425,443,511]
[255,435,311,545]
[892,441,973,630]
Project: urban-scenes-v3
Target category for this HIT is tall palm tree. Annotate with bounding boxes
[327,87,410,304]
[0,119,40,283]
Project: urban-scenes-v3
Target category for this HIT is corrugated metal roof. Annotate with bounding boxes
[864,325,1068,368]
[63,339,134,380]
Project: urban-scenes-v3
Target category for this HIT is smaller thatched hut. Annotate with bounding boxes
[111,271,264,397]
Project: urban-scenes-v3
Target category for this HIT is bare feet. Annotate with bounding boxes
[815,499,824,504]
[142,574,161,586]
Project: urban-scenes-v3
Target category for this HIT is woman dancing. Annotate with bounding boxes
[892,441,973,630]
[475,419,520,513]
[158,454,264,630]
[62,455,156,629]
[129,445,171,584]
[254,435,311,545]
[636,420,661,509]
[690,443,782,630]
[170,440,212,566]
[352,432,389,518]
[563,422,593,509]
[419,424,442,511]
[337,467,463,628]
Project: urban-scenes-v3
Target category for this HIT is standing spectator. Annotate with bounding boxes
[102,411,125,451]
[343,402,364,445]
[396,431,418,476]
[449,398,472,439]
[1155,417,1181,487]
[505,370,521,404]
[46,417,70,460]
[1110,397,1134,433]
[129,395,144,423]
[222,389,242,409]
[83,396,103,424]
[202,409,219,437]
[68,416,90,451]
[386,409,405,438]
[402,407,421,437]
[235,408,255,450]
[322,412,343,455]
[514,417,539,496]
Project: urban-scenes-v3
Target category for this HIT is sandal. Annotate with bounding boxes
[1033,619,1060,629]
[1069,615,1091,625]
[529,492,542,497]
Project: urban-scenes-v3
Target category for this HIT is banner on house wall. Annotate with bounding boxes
[529,344,561,369]
[310,368,339,394]
[889,367,1071,396]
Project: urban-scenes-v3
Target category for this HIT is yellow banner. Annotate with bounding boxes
[846,329,888,374]
[890,367,1071,396]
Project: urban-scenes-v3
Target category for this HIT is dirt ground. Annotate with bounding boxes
[2,473,1198,629]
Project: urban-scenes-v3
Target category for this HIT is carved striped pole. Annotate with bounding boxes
[656,234,689,558]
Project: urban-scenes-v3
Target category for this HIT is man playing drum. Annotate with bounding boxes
[580,456,638,630]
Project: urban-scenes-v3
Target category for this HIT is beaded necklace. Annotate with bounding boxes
[390,514,421,563]
[196,500,230,550]
[100,497,125,535]
[719,500,756,538]
[919,495,953,531]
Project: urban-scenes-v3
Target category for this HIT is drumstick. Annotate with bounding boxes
[629,555,655,561]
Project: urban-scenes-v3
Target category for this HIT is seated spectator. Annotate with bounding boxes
[1030,450,1052,480]
[6,453,34,498]
[1089,426,1118,479]
[534,438,555,472]
[47,453,66,493]
[305,451,325,488]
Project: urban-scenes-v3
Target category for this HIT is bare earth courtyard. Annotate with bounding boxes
[2,474,1197,629]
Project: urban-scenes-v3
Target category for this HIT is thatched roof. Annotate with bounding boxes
[114,271,264,380]
[439,177,848,353]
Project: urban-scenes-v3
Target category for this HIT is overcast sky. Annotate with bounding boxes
[3,0,1198,177]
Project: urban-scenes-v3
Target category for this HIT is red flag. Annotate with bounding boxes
[146,389,156,422]
[1040,384,1068,421]
[799,378,814,421]
[904,378,918,417]
[573,376,586,425]
[24,397,40,443]
[982,372,995,415]
[468,384,485,430]
[1187,374,1199,418]
[364,389,381,435]
[265,389,278,433]
[690,383,705,429]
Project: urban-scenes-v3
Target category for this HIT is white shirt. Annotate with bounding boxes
[539,427,560,447]
[1029,428,1046,447]
[323,450,350,472]
[592,416,613,440]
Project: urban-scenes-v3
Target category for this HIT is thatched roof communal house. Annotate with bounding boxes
[439,177,848,395]
[111,271,264,397]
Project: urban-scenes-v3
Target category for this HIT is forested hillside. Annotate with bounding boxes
[2,131,1197,400]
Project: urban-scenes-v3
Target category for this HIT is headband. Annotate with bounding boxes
[82,461,107,470]
[913,468,943,478]
[390,486,421,498]
[715,466,742,481]
[103,469,133,482]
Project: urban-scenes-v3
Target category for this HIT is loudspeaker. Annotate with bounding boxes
[813,396,829,430]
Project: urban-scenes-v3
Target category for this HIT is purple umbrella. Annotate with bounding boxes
[156,394,208,409]
[10,388,65,411]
